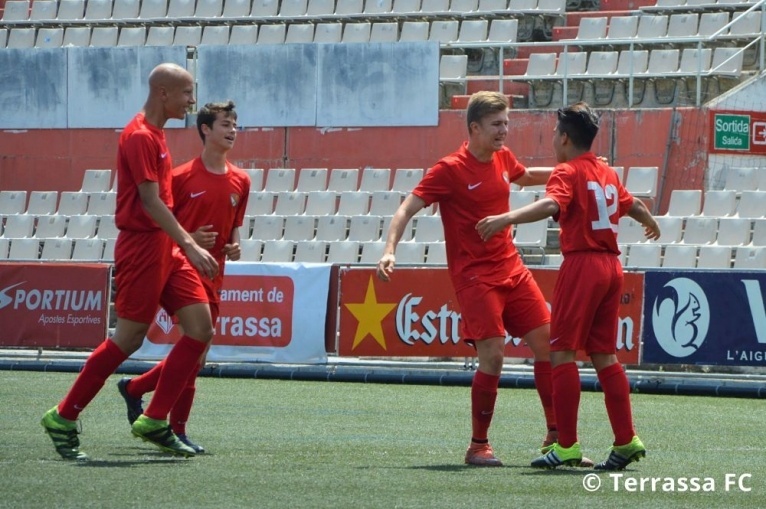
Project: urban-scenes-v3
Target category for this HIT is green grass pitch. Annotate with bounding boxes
[1,371,764,508]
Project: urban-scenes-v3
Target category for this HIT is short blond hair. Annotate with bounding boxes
[466,91,509,133]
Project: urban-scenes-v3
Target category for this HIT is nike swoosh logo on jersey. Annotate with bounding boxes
[190,191,206,198]
[468,182,482,190]
[160,152,168,159]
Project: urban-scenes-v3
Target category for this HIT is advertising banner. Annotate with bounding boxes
[337,267,642,364]
[133,262,331,364]
[0,262,110,348]
[642,271,766,366]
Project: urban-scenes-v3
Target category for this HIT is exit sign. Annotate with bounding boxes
[714,114,750,151]
[710,111,766,155]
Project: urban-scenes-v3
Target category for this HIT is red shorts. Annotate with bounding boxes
[456,268,550,343]
[114,230,208,324]
[550,252,622,355]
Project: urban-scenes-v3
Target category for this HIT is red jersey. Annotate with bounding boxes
[171,158,250,290]
[545,152,634,255]
[115,113,174,232]
[413,143,526,292]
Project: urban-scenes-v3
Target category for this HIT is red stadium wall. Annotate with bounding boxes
[0,108,706,214]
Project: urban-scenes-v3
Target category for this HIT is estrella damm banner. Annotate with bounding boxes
[337,267,642,364]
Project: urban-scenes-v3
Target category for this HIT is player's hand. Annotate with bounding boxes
[191,225,218,249]
[186,244,219,279]
[643,221,661,241]
[597,155,610,164]
[476,215,509,242]
[376,253,396,282]
[224,242,241,261]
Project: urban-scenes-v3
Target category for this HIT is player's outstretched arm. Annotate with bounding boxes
[626,198,661,241]
[138,181,219,278]
[377,194,426,282]
[477,198,559,242]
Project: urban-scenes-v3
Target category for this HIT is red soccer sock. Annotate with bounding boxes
[170,363,201,435]
[58,340,128,421]
[552,362,580,448]
[470,371,500,442]
[144,336,206,421]
[126,360,165,398]
[598,362,636,446]
[533,361,556,432]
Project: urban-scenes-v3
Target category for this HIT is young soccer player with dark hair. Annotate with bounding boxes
[477,101,661,470]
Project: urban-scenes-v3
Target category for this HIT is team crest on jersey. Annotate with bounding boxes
[230,194,239,207]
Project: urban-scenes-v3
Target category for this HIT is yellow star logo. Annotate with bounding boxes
[344,276,397,351]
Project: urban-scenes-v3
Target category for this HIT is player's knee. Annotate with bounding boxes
[185,325,214,343]
[111,330,147,354]
[479,350,504,374]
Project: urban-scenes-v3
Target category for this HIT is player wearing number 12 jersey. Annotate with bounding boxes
[477,102,660,471]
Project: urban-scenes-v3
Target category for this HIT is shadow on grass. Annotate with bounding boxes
[70,449,195,467]
[376,464,527,472]
[518,468,593,477]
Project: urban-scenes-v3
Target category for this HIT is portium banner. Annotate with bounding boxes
[337,267,643,364]
[0,262,110,348]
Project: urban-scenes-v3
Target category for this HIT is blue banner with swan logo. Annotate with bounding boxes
[642,271,766,366]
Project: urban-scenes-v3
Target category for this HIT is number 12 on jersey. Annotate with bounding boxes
[588,182,619,232]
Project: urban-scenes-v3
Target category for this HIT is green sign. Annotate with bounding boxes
[714,114,750,151]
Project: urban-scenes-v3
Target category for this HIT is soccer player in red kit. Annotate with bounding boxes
[41,63,219,460]
[377,91,568,467]
[477,102,661,470]
[117,101,250,453]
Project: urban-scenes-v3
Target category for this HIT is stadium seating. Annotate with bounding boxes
[41,238,73,260]
[9,238,40,260]
[315,215,348,241]
[734,246,766,269]
[701,190,737,216]
[294,240,327,262]
[0,0,764,265]
[239,239,263,261]
[72,238,105,260]
[327,240,360,263]
[697,244,731,268]
[654,215,684,245]
[425,241,447,264]
[626,243,662,267]
[25,191,58,216]
[2,214,35,238]
[34,215,68,239]
[283,215,316,241]
[261,239,295,262]
[295,168,328,192]
[666,189,702,216]
[662,244,698,267]
[359,241,386,264]
[715,217,751,246]
[0,191,28,217]
[57,192,89,216]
